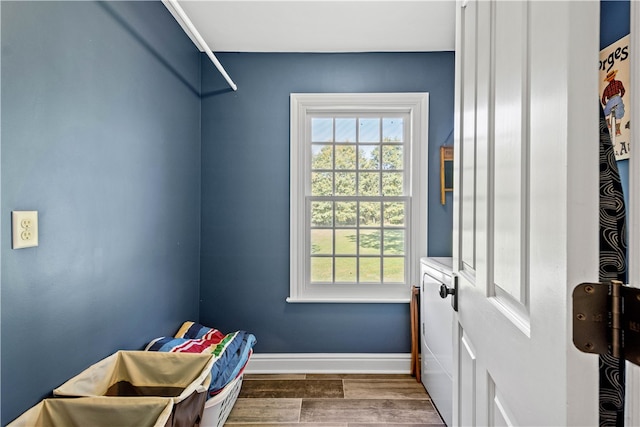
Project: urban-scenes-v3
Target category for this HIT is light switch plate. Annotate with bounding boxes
[12,211,38,249]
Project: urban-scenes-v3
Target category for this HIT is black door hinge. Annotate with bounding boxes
[573,281,640,365]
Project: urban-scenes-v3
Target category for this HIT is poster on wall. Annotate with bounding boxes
[600,34,630,161]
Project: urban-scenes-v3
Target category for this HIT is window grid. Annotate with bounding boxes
[307,201,408,284]
[308,115,408,285]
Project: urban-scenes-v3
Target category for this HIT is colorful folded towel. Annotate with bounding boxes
[146,321,256,396]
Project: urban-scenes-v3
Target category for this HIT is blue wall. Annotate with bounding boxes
[1,3,456,421]
[1,2,202,424]
[199,52,455,353]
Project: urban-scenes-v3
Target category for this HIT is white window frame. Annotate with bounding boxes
[289,93,429,303]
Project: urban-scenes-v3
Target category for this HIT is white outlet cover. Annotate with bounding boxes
[12,211,38,249]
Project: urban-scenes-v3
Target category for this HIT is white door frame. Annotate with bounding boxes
[626,2,640,424]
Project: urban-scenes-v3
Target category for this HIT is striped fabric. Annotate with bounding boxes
[146,321,256,396]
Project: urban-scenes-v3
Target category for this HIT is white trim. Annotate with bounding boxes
[629,0,640,297]
[285,297,410,304]
[627,2,640,425]
[628,364,640,427]
[289,93,429,303]
[162,0,237,91]
[245,353,412,374]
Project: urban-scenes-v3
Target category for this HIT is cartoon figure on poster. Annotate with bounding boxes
[599,34,631,160]
[602,69,625,137]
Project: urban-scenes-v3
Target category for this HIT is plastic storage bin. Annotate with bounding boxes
[8,396,174,427]
[54,351,215,427]
[200,374,244,427]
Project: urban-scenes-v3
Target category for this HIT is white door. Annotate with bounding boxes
[452,1,601,425]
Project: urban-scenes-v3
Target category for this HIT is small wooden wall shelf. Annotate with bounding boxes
[440,146,454,205]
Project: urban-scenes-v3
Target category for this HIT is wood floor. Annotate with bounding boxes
[224,374,445,426]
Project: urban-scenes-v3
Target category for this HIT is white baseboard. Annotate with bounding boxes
[245,353,412,374]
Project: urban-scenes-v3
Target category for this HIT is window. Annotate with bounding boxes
[289,93,428,303]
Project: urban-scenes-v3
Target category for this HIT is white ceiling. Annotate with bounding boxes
[169,1,456,53]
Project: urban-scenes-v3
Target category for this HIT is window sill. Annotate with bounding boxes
[286,297,410,304]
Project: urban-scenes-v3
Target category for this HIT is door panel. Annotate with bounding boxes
[489,380,515,427]
[453,1,600,425]
[460,0,477,272]
[492,0,529,305]
[458,328,477,427]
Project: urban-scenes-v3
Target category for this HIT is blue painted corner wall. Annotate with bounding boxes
[199,52,455,353]
[1,2,455,423]
[1,2,202,424]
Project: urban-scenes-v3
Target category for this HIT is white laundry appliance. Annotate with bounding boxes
[420,257,454,427]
